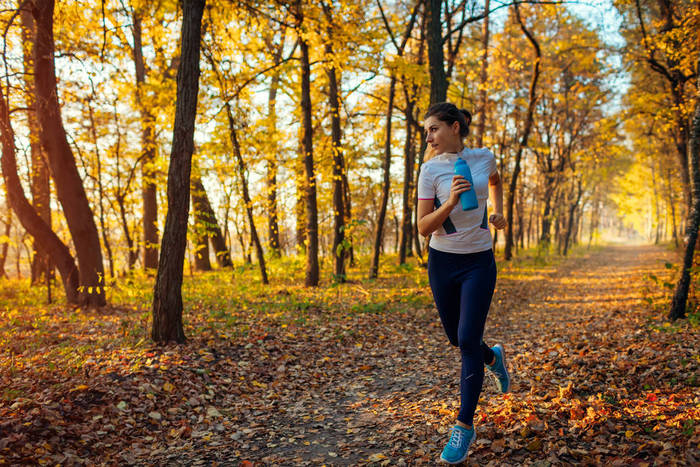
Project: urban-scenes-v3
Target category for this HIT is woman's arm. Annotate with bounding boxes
[417,175,471,236]
[488,170,507,229]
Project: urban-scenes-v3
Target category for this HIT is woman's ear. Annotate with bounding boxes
[451,120,460,135]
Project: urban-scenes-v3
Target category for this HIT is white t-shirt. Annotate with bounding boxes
[417,148,498,254]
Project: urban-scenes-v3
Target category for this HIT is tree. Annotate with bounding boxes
[0,82,79,303]
[322,3,348,282]
[669,33,700,320]
[130,2,160,271]
[504,2,540,260]
[295,0,320,286]
[151,0,206,343]
[426,0,447,104]
[32,0,105,307]
[191,174,232,268]
[20,5,51,284]
[370,0,418,279]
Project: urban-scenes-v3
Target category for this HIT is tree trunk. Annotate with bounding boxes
[672,81,691,220]
[399,88,416,265]
[294,152,306,255]
[0,207,10,279]
[669,51,700,321]
[0,83,79,303]
[666,168,679,247]
[111,112,138,271]
[299,28,319,286]
[562,179,582,256]
[21,6,51,285]
[132,10,159,271]
[151,0,205,343]
[370,75,396,279]
[342,163,354,266]
[228,112,268,284]
[32,0,105,306]
[650,155,661,244]
[191,175,212,272]
[475,0,490,148]
[192,175,231,268]
[265,35,285,257]
[87,102,115,278]
[326,43,346,282]
[505,2,540,260]
[427,0,447,104]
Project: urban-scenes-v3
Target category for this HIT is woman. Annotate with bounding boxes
[417,102,511,464]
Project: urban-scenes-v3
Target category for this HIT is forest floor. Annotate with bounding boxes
[0,243,699,466]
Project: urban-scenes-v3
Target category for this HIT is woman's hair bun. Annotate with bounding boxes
[459,109,472,137]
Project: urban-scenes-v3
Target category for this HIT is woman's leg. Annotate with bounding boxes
[427,248,461,347]
[456,250,497,426]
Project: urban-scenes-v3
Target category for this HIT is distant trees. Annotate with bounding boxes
[615,0,698,319]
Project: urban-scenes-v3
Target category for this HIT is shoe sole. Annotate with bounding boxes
[495,344,510,393]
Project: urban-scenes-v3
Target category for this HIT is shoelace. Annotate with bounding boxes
[449,428,465,448]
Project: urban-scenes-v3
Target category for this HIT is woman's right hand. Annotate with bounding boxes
[447,175,472,207]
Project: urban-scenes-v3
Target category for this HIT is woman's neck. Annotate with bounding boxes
[441,144,464,155]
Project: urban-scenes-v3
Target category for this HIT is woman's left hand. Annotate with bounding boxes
[489,213,507,230]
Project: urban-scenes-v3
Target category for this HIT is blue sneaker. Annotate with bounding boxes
[440,425,476,464]
[487,344,511,393]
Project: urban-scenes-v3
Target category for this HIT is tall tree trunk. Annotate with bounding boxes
[505,2,540,260]
[87,102,115,278]
[377,0,419,266]
[672,83,691,221]
[669,50,700,321]
[151,0,205,343]
[21,6,51,285]
[426,0,447,104]
[32,0,105,306]
[298,24,319,286]
[0,207,10,279]
[325,41,346,282]
[265,35,285,257]
[294,151,306,255]
[191,176,212,272]
[399,94,415,264]
[132,10,159,271]
[192,175,231,268]
[342,164,354,266]
[650,155,661,244]
[228,112,268,284]
[370,75,396,279]
[0,84,79,303]
[475,0,490,148]
[112,112,139,270]
[666,168,679,247]
[562,179,582,256]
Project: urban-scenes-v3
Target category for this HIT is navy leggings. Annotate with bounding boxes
[427,247,497,425]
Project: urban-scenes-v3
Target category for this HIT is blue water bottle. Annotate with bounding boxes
[454,158,478,211]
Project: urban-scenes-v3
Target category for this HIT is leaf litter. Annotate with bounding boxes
[0,245,698,465]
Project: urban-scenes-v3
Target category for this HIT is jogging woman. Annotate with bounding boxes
[417,102,512,464]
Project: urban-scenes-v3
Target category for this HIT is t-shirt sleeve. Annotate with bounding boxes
[486,149,498,176]
[417,164,434,200]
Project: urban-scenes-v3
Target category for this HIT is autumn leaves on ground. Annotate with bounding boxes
[1,244,699,465]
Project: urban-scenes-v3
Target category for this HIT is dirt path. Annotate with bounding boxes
[152,244,698,466]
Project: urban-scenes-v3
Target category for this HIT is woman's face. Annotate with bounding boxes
[424,116,462,155]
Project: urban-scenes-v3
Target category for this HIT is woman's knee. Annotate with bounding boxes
[458,338,481,356]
